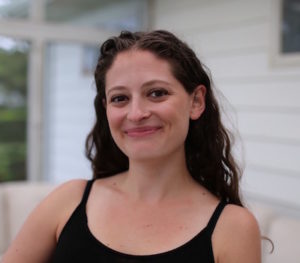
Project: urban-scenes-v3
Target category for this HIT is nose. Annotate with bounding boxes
[127,97,150,122]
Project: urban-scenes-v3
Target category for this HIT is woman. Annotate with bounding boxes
[2,30,261,263]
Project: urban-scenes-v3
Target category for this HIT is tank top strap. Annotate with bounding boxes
[81,179,96,205]
[206,200,227,236]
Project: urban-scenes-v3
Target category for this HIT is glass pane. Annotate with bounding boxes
[0,0,30,19]
[44,42,96,183]
[0,36,29,182]
[45,0,147,31]
[281,0,300,53]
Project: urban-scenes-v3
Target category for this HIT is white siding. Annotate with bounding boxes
[44,44,96,183]
[152,0,300,209]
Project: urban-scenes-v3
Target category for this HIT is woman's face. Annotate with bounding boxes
[105,50,205,162]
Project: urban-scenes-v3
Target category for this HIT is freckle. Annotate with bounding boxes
[144,224,153,228]
[202,192,206,195]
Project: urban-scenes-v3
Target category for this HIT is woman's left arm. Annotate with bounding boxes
[213,205,262,263]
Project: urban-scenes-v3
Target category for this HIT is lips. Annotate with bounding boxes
[124,126,162,137]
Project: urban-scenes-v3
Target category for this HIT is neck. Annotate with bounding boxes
[121,150,195,203]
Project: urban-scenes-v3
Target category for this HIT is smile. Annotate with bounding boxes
[124,126,162,138]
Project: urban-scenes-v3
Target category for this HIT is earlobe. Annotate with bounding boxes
[190,85,206,120]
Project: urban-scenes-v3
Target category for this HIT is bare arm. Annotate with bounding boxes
[213,205,262,263]
[1,179,87,263]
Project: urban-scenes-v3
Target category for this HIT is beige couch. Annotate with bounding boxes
[0,181,300,262]
[247,200,300,263]
[0,181,55,258]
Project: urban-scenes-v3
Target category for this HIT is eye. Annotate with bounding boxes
[148,89,169,98]
[110,95,128,104]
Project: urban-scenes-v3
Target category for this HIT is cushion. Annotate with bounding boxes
[0,182,55,254]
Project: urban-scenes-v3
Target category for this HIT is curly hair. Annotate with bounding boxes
[85,30,243,206]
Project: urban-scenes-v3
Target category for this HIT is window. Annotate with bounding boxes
[45,0,147,31]
[0,0,30,19]
[271,0,300,66]
[281,0,300,53]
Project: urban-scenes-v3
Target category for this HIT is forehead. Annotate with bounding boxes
[112,49,170,66]
[105,50,176,87]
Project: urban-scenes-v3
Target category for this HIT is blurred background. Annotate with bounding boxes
[0,0,300,217]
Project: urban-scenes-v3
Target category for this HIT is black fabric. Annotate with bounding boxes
[51,180,227,263]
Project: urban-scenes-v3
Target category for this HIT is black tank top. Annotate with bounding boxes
[51,180,226,263]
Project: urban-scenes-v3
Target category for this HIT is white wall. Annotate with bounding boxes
[152,0,300,210]
[44,44,96,183]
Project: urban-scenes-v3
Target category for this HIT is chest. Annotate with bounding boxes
[86,198,210,255]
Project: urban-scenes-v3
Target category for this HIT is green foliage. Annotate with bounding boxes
[0,49,28,97]
[0,47,28,182]
[0,108,26,121]
[0,142,26,182]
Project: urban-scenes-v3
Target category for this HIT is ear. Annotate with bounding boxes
[190,85,206,120]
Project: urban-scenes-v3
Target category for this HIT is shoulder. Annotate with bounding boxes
[213,204,261,263]
[27,179,88,219]
[48,179,90,238]
[48,179,89,203]
[220,204,260,232]
[37,179,89,215]
[17,179,90,243]
[29,179,89,235]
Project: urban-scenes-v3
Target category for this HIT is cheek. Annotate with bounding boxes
[106,108,124,133]
[161,99,192,123]
[159,104,191,139]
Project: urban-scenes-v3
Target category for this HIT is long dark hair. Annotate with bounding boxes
[85,30,243,205]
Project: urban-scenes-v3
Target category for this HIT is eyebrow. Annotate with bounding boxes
[106,79,171,96]
[142,79,171,87]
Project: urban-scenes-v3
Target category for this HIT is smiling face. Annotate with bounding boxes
[105,50,205,162]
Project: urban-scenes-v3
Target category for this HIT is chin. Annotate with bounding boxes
[122,145,165,161]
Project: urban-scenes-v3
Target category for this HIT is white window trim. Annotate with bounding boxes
[270,0,300,67]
